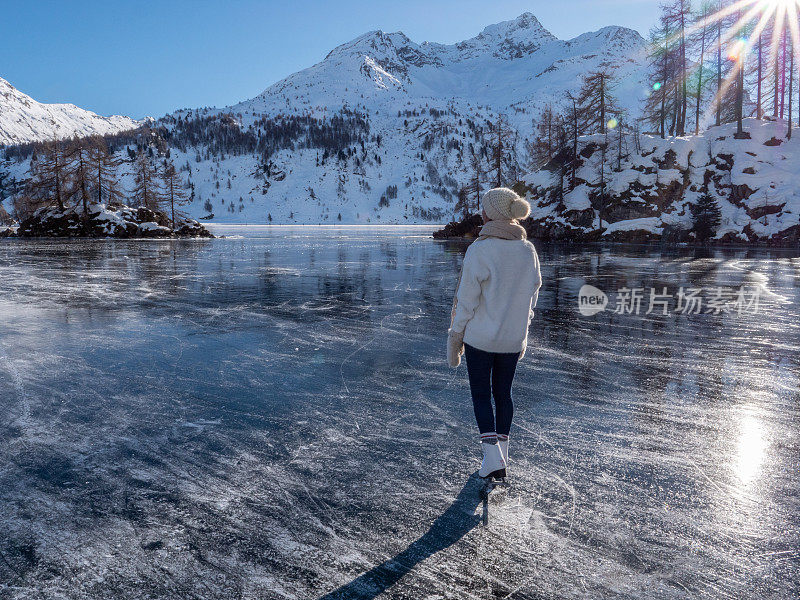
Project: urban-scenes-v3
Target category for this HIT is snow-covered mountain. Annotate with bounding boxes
[2,13,648,224]
[166,13,647,224]
[0,77,138,145]
[238,14,645,116]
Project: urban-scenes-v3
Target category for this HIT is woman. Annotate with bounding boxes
[447,187,542,480]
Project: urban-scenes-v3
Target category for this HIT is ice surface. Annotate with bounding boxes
[0,227,798,599]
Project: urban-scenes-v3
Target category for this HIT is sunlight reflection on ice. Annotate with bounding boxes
[734,407,767,488]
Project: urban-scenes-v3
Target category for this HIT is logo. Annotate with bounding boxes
[578,284,608,316]
[576,284,763,317]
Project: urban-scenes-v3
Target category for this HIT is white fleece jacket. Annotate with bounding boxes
[450,238,542,354]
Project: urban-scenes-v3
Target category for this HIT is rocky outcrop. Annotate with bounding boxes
[432,214,483,239]
[17,203,213,239]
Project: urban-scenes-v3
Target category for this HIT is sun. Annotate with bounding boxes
[761,0,799,9]
[678,0,800,129]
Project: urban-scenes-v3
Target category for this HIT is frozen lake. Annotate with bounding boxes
[0,226,798,599]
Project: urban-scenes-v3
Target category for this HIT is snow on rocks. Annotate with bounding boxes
[17,203,213,239]
[522,119,800,246]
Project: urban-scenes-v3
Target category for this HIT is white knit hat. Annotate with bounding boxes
[481,187,530,221]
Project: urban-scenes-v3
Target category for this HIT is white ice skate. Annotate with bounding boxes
[498,435,509,467]
[478,439,507,479]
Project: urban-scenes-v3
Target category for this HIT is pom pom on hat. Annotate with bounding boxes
[481,187,530,221]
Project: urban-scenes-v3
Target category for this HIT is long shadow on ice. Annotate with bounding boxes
[318,473,484,600]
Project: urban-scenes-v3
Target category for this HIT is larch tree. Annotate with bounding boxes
[469,152,484,211]
[486,114,515,187]
[25,140,69,211]
[528,105,562,168]
[749,28,767,119]
[645,16,674,138]
[788,37,794,139]
[66,140,93,218]
[132,151,161,211]
[731,7,750,137]
[160,160,189,229]
[88,137,124,205]
[662,0,692,135]
[564,92,581,189]
[577,70,620,135]
[691,1,716,133]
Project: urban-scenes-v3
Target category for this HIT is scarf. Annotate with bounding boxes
[450,219,527,327]
[477,219,527,241]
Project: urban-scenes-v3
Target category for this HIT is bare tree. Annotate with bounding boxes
[716,0,724,126]
[645,15,673,138]
[691,1,716,133]
[564,92,580,188]
[662,0,692,135]
[596,134,609,230]
[469,152,484,210]
[25,140,69,211]
[577,70,620,135]
[486,115,515,187]
[132,151,161,210]
[528,105,562,167]
[612,117,629,172]
[161,160,189,228]
[788,37,794,139]
[88,137,124,205]
[66,140,93,218]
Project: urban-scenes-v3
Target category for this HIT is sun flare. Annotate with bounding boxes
[676,0,800,129]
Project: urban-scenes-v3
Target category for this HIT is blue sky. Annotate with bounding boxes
[1,0,660,119]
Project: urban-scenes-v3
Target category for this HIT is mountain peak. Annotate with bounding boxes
[455,12,557,60]
[325,29,415,60]
[324,13,558,66]
[567,25,646,53]
[478,12,554,39]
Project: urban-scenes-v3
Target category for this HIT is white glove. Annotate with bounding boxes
[447,330,465,368]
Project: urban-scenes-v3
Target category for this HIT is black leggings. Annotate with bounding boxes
[464,343,519,436]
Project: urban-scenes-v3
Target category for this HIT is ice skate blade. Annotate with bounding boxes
[480,474,510,489]
[485,468,506,479]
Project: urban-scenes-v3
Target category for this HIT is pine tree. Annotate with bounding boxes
[691,192,722,242]
[454,186,472,220]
